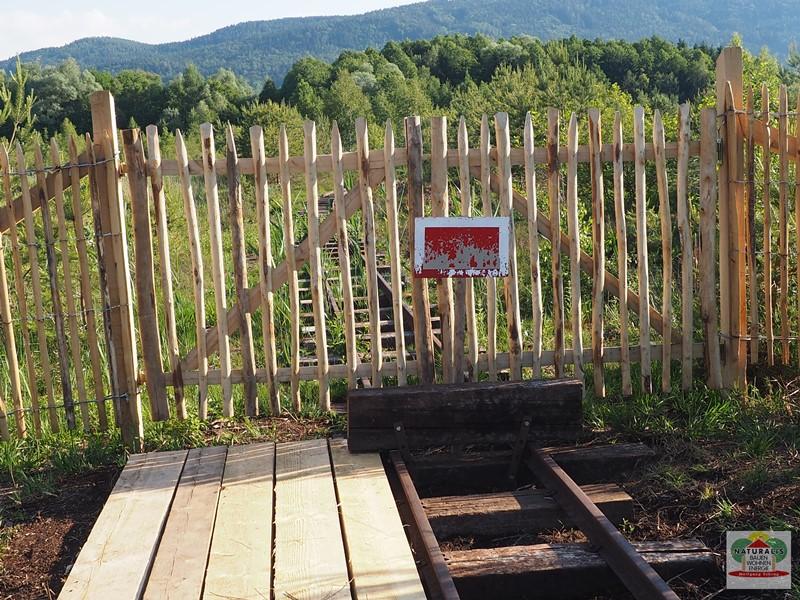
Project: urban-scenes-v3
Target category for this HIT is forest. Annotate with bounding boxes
[6,0,800,85]
[3,34,796,153]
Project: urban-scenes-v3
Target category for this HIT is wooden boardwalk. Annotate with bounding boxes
[58,439,426,600]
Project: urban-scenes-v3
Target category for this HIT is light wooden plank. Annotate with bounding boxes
[274,439,351,600]
[17,143,58,432]
[430,116,455,383]
[144,446,226,600]
[778,85,790,364]
[566,113,584,377]
[279,125,302,410]
[304,120,331,409]
[457,117,475,381]
[700,108,723,388]
[633,106,652,393]
[226,124,258,415]
[548,108,566,378]
[480,115,498,381]
[494,112,523,381]
[613,113,632,396]
[0,145,40,435]
[146,126,185,419]
[524,112,542,378]
[200,123,233,416]
[761,85,775,366]
[50,139,89,430]
[329,439,426,600]
[588,108,606,397]
[653,110,672,392]
[202,443,274,600]
[175,131,208,417]
[405,116,435,384]
[676,103,694,388]
[250,126,280,414]
[384,120,408,385]
[58,450,187,600]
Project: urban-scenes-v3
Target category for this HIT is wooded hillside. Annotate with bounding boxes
[3,0,799,85]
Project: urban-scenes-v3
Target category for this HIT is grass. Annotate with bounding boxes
[0,395,346,506]
[583,362,800,597]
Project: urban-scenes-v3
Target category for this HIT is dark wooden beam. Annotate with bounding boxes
[409,443,655,496]
[423,483,633,540]
[446,540,716,600]
[348,379,582,452]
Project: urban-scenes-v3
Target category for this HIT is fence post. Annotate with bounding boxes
[715,47,747,389]
[122,128,169,422]
[90,91,143,449]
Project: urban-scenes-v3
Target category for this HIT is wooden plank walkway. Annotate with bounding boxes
[59,440,425,600]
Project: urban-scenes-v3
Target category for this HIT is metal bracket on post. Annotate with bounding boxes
[507,414,532,482]
[394,421,411,464]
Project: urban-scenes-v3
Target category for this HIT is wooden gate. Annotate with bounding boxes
[0,47,790,448]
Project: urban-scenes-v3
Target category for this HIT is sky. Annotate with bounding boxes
[1,0,421,59]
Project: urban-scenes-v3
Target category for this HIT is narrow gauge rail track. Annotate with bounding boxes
[350,380,716,600]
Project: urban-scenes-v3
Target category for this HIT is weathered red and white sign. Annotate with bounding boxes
[414,216,511,278]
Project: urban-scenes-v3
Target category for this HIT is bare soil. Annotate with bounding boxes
[0,467,119,600]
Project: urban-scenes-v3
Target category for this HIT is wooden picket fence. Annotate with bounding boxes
[0,47,791,448]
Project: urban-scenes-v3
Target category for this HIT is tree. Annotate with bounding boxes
[324,72,372,147]
[0,58,36,145]
[280,57,331,106]
[239,100,328,157]
[26,59,100,134]
[295,80,325,121]
[259,78,280,103]
[112,70,166,128]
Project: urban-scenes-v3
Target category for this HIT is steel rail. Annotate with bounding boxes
[526,448,680,600]
[389,451,460,600]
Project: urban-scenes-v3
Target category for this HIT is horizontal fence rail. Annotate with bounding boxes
[0,47,793,447]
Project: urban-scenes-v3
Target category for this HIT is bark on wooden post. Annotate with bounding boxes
[405,116,435,385]
[700,109,723,389]
[34,146,75,430]
[715,47,746,388]
[90,91,142,449]
[146,126,185,419]
[495,112,523,381]
[123,128,168,421]
[588,109,605,397]
[226,125,258,416]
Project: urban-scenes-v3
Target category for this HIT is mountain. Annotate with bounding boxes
[3,0,798,85]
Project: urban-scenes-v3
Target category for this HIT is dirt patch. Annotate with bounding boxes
[0,467,119,600]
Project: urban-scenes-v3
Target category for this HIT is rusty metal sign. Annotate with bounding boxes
[413,216,511,278]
